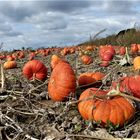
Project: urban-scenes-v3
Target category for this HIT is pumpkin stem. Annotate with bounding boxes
[107,89,140,102]
[32,73,36,82]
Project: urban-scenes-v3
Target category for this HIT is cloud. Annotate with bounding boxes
[4,31,22,37]
[0,0,91,22]
[0,22,22,37]
[26,12,68,30]
[0,1,40,21]
[0,0,139,50]
[43,0,91,13]
[0,22,12,32]
[103,0,139,14]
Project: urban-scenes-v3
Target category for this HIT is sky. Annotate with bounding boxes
[0,0,140,50]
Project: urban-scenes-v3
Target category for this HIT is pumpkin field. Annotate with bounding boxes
[0,43,140,140]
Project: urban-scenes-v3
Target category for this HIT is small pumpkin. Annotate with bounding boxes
[100,61,109,67]
[101,52,114,61]
[99,45,115,61]
[48,61,76,101]
[137,44,140,52]
[6,55,14,61]
[81,55,93,65]
[133,56,140,70]
[119,47,126,55]
[85,46,94,51]
[4,61,17,69]
[0,55,6,60]
[78,72,105,85]
[23,60,47,80]
[60,48,68,56]
[18,51,25,59]
[78,88,135,127]
[131,44,138,54]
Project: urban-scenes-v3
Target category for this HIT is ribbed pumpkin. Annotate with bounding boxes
[4,61,17,69]
[78,88,135,127]
[99,45,115,61]
[112,75,140,99]
[133,56,140,70]
[23,60,47,80]
[78,72,105,85]
[48,61,76,101]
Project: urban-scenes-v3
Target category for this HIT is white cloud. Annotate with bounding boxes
[0,0,139,50]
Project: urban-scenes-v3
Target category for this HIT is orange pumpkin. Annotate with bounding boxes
[100,61,109,67]
[137,44,140,52]
[119,47,126,55]
[60,48,68,56]
[18,51,25,59]
[99,45,115,61]
[0,55,5,60]
[23,60,47,80]
[85,46,94,51]
[78,88,135,127]
[133,56,140,70]
[6,55,14,61]
[112,75,140,99]
[131,44,138,54]
[81,55,93,65]
[4,61,17,69]
[51,55,62,69]
[12,53,17,60]
[78,72,105,85]
[48,61,76,101]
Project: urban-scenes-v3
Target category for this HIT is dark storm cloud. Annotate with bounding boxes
[0,2,38,21]
[0,1,91,22]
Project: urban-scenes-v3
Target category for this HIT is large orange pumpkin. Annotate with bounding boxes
[78,88,135,127]
[4,61,17,69]
[78,72,105,85]
[112,75,140,99]
[23,60,47,80]
[48,61,76,101]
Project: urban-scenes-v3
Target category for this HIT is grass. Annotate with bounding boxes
[79,28,140,47]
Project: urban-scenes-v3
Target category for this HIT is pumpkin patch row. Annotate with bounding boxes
[1,44,140,130]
